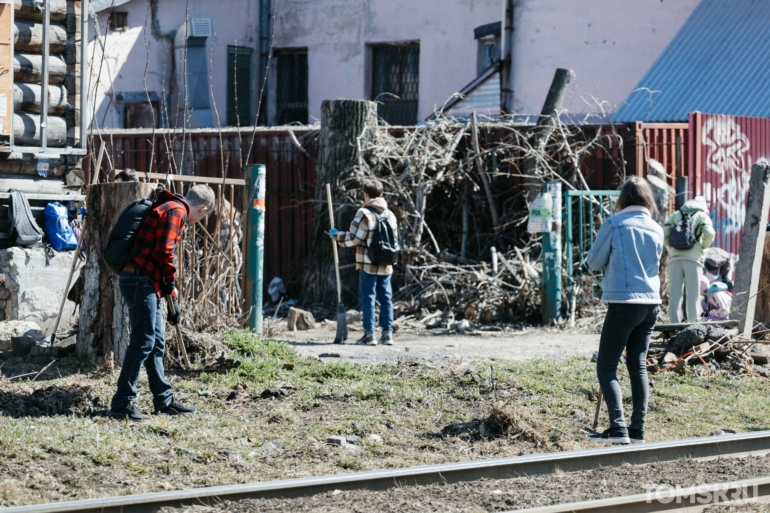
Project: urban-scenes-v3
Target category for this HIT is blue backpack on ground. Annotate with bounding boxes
[44,202,77,251]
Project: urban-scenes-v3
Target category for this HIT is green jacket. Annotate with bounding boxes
[663,198,716,260]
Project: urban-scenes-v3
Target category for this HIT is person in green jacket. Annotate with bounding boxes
[663,196,716,323]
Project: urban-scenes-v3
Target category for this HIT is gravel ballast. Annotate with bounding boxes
[162,454,770,512]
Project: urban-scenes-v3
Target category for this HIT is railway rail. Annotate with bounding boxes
[7,430,770,513]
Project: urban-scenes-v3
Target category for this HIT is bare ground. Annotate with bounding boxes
[0,330,768,508]
[273,321,600,364]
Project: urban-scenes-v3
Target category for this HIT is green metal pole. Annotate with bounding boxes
[565,192,574,317]
[246,164,266,334]
[542,182,562,324]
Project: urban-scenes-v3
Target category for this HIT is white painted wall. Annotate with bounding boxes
[511,0,700,120]
[90,0,701,128]
[90,0,259,129]
[273,0,502,123]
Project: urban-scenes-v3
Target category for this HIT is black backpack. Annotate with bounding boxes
[8,190,43,247]
[366,207,400,266]
[668,210,700,250]
[102,186,161,274]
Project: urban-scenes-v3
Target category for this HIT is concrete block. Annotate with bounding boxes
[287,307,316,331]
[0,320,44,352]
[735,163,770,335]
[0,246,77,333]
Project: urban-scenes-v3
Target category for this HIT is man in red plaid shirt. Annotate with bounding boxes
[110,184,215,422]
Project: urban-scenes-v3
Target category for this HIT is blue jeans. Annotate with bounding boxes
[596,303,659,430]
[111,271,173,411]
[359,271,393,336]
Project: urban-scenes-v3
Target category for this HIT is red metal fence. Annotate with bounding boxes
[86,130,317,295]
[632,122,690,185]
[689,112,770,264]
[85,122,695,298]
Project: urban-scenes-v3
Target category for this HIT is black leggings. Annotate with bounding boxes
[596,303,659,429]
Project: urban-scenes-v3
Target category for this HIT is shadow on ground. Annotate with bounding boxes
[0,384,103,418]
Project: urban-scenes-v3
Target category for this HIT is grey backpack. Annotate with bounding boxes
[8,190,43,247]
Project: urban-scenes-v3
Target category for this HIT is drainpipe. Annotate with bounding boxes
[500,0,513,115]
[258,0,272,125]
[150,0,175,127]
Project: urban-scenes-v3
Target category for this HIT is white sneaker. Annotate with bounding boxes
[380,333,393,346]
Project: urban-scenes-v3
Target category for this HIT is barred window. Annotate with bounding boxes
[109,12,128,31]
[370,43,419,125]
[275,49,308,125]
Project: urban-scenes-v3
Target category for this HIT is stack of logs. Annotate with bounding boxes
[11,0,79,148]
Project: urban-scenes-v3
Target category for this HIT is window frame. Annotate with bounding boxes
[367,41,420,126]
[226,45,254,127]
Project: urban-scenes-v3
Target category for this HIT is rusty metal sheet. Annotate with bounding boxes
[689,112,770,272]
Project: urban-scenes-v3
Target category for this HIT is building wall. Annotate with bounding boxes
[90,0,259,129]
[511,0,700,120]
[272,0,502,123]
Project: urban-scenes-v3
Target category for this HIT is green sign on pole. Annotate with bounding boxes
[246,164,266,334]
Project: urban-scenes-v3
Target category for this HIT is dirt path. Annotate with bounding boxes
[273,322,600,364]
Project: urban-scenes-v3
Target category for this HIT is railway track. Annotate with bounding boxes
[7,430,770,513]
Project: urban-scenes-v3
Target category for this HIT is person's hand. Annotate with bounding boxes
[161,280,175,297]
[329,228,338,239]
[167,297,181,325]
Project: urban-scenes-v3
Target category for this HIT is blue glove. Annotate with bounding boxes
[329,228,338,239]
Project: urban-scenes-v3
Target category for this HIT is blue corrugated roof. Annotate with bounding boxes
[612,0,770,123]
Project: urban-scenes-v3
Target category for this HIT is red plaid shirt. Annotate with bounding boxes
[128,190,189,298]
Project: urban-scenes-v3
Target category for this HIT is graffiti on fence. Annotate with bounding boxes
[693,113,770,276]
[701,115,751,237]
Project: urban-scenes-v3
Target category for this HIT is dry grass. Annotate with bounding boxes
[0,329,768,507]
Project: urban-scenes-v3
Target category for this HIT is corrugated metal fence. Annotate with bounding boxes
[689,112,770,264]
[86,129,316,296]
[85,123,696,299]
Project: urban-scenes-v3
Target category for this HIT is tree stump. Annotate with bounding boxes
[300,99,377,307]
[77,182,154,366]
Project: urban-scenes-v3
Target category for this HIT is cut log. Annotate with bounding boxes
[0,155,66,177]
[14,20,67,53]
[300,99,378,307]
[14,53,67,84]
[13,112,67,146]
[78,182,156,365]
[14,83,68,114]
[0,173,70,193]
[14,0,67,22]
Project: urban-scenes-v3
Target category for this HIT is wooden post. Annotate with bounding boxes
[754,236,770,326]
[734,163,770,336]
[300,99,377,306]
[77,182,154,365]
[522,68,574,203]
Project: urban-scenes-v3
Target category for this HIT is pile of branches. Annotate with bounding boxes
[333,116,623,323]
